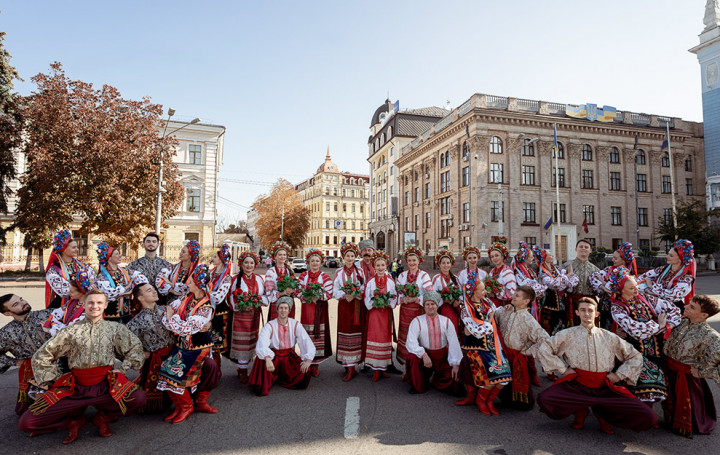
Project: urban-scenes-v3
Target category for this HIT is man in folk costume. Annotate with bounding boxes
[363,250,398,381]
[332,242,366,382]
[534,246,578,337]
[264,241,298,321]
[228,251,267,383]
[457,246,488,302]
[156,240,201,306]
[404,291,463,395]
[96,241,148,324]
[43,269,93,336]
[18,290,146,444]
[45,229,96,309]
[455,273,512,415]
[494,286,549,410]
[249,296,316,395]
[128,233,171,295]
[157,265,220,424]
[590,242,638,331]
[639,239,696,313]
[126,283,176,413]
[432,249,462,338]
[208,243,233,370]
[357,239,376,282]
[298,249,333,377]
[396,246,433,367]
[536,297,657,434]
[486,242,516,308]
[663,294,720,436]
[565,239,600,327]
[0,294,52,416]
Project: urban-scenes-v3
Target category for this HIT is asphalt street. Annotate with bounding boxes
[1,272,719,454]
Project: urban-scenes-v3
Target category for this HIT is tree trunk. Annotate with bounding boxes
[24,248,32,272]
[39,248,45,274]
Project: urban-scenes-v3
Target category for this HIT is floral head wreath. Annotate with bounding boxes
[305,248,325,264]
[191,264,211,291]
[532,245,547,264]
[673,239,694,265]
[186,240,201,263]
[74,269,95,294]
[340,242,360,258]
[96,242,115,267]
[462,246,482,261]
[371,250,390,265]
[53,230,73,254]
[435,249,455,268]
[607,266,630,294]
[403,245,424,264]
[269,241,291,258]
[514,241,531,264]
[239,250,260,268]
[463,269,483,301]
[616,242,634,265]
[487,242,509,260]
[217,243,231,264]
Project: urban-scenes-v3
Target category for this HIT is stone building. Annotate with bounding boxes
[394,93,705,263]
[295,149,370,258]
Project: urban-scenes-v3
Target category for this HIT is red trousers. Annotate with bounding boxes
[248,349,311,396]
[405,347,461,395]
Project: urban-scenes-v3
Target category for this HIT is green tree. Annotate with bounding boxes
[656,200,720,256]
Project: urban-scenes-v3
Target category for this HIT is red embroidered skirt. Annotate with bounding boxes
[336,297,363,366]
[230,306,261,365]
[396,299,424,366]
[364,308,393,370]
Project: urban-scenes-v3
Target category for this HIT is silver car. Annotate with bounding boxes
[291,258,307,273]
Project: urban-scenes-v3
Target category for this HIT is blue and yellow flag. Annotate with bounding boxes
[544,217,553,231]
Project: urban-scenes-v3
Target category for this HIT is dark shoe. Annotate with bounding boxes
[92,413,113,437]
[194,391,218,414]
[238,369,249,383]
[62,416,86,444]
[596,415,615,435]
[360,365,371,373]
[408,387,419,394]
[571,409,590,430]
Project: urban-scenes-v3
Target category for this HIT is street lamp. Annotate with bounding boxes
[155,110,201,235]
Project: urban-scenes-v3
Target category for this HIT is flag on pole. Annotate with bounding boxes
[553,124,558,154]
[544,217,553,231]
[582,217,589,234]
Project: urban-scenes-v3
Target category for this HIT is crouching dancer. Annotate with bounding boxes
[249,296,315,396]
[18,290,146,444]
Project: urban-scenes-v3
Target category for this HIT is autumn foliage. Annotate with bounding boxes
[253,179,310,250]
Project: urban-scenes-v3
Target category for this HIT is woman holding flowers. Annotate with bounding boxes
[395,246,433,366]
[486,242,516,308]
[228,251,268,383]
[432,249,462,338]
[362,251,398,381]
[533,246,578,336]
[264,241,298,321]
[298,249,334,377]
[332,243,366,381]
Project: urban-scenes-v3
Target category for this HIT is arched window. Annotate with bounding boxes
[380,133,385,146]
[439,152,445,168]
[636,149,646,165]
[609,147,620,163]
[582,144,593,161]
[387,126,392,138]
[490,136,503,154]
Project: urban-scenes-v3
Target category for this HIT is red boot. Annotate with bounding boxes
[238,368,249,383]
[342,367,358,382]
[595,414,615,434]
[371,370,389,382]
[311,364,320,377]
[486,387,502,415]
[571,409,590,430]
[92,412,113,437]
[164,392,181,422]
[62,416,86,444]
[475,387,492,415]
[172,390,194,424]
[455,385,478,406]
[528,357,542,387]
[194,391,218,414]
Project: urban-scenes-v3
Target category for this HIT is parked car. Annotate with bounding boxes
[291,258,307,273]
[324,257,338,268]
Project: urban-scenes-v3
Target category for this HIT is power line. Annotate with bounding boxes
[218,177,275,187]
[218,195,252,210]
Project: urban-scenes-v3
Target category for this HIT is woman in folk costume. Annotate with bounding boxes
[264,241,298,321]
[362,251,398,382]
[43,269,94,336]
[298,249,334,377]
[512,241,546,322]
[96,242,148,323]
[156,240,201,306]
[395,246,432,367]
[534,246,578,336]
[208,243,233,368]
[228,251,268,383]
[590,242,637,331]
[332,242,366,382]
[457,246,488,302]
[456,272,512,415]
[486,242,516,308]
[432,249,462,337]
[45,229,96,309]
[607,267,681,404]
[158,264,220,424]
[638,239,696,312]
[249,296,316,396]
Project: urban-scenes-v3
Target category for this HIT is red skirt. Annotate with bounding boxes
[301,300,332,363]
[336,297,364,366]
[230,306,261,366]
[249,348,311,396]
[396,299,424,366]
[405,347,459,394]
[136,346,173,413]
[364,308,393,370]
[439,303,460,338]
[498,347,534,410]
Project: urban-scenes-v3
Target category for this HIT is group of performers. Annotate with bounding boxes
[1,230,719,444]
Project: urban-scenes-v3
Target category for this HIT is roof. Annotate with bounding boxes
[316,147,340,174]
[370,99,392,127]
[402,106,450,117]
[396,116,441,137]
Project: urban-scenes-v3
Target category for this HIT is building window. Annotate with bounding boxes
[184,232,199,242]
[188,144,202,165]
[554,142,564,159]
[325,236,330,245]
[609,172,621,191]
[440,171,451,193]
[639,239,650,254]
[440,219,448,238]
[582,144,593,161]
[404,191,409,206]
[186,187,201,212]
[440,197,450,215]
[522,202,536,224]
[325,220,330,229]
[334,202,338,211]
[521,165,536,186]
[462,166,470,187]
[552,168,566,187]
[553,203,567,223]
[490,136,503,154]
[611,206,622,226]
[343,203,347,212]
[609,147,620,163]
[425,212,431,229]
[583,205,595,224]
[663,208,673,226]
[662,152,670,167]
[415,215,419,230]
[636,174,647,192]
[612,238,624,251]
[636,149,646,165]
[462,142,470,161]
[582,170,594,189]
[490,201,504,222]
[424,182,430,199]
[489,163,504,183]
[414,187,419,202]
[585,238,596,247]
[638,207,648,226]
[522,139,535,156]
[686,178,693,196]
[463,202,470,223]
[524,237,537,246]
[662,175,672,194]
[405,217,409,231]
[685,157,692,171]
[360,204,364,214]
[351,203,356,213]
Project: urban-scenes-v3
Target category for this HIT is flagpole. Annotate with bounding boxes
[666,122,678,238]
[554,123,561,263]
[633,134,640,249]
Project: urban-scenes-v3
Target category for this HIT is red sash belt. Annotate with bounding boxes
[505,347,529,400]
[664,356,693,436]
[554,368,635,399]
[273,348,293,356]
[74,365,113,386]
[18,358,33,403]
[425,346,448,362]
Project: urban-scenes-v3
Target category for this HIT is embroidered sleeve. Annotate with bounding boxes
[264,269,279,304]
[209,275,232,308]
[655,296,682,328]
[172,282,189,297]
[163,306,213,337]
[32,328,72,388]
[565,272,580,289]
[255,322,275,360]
[96,280,126,301]
[114,325,145,373]
[697,332,720,386]
[542,273,570,291]
[460,306,493,338]
[363,280,375,310]
[499,268,517,300]
[610,305,659,340]
[155,268,171,295]
[516,273,546,298]
[0,331,17,374]
[657,275,694,302]
[445,320,463,366]
[332,270,347,300]
[405,318,425,359]
[589,269,608,294]
[257,276,269,306]
[418,271,433,292]
[321,273,333,301]
[130,270,148,286]
[46,268,70,298]
[387,279,398,309]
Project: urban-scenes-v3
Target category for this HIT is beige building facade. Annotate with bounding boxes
[394,93,705,263]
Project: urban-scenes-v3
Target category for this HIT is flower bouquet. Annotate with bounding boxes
[277,274,299,293]
[397,283,419,298]
[301,282,325,302]
[341,279,362,298]
[485,276,502,295]
[232,288,262,312]
[372,288,395,309]
[440,286,462,304]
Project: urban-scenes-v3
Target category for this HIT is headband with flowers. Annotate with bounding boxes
[74,269,95,294]
[487,242,509,260]
[673,239,694,265]
[514,241,532,264]
[191,264,211,291]
[239,250,260,268]
[607,266,630,294]
[96,242,115,267]
[186,240,201,263]
[305,248,325,264]
[371,250,390,264]
[462,246,482,261]
[217,243,231,264]
[269,241,292,258]
[53,230,73,254]
[532,245,547,264]
[340,242,360,258]
[435,249,455,268]
[404,245,425,264]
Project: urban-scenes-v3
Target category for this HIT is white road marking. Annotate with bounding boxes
[344,396,360,439]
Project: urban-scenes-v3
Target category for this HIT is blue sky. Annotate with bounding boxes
[1,0,707,221]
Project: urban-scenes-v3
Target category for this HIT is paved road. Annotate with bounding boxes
[1,273,719,454]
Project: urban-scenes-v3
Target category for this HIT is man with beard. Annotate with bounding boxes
[0,294,52,415]
[128,233,172,293]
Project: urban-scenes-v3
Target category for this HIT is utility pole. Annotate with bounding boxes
[281,207,285,241]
